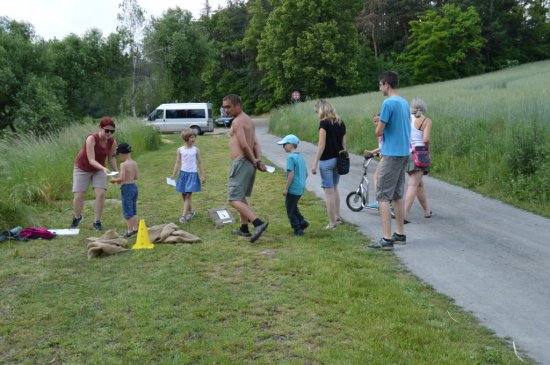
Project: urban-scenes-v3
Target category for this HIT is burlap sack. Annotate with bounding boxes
[87,241,129,259]
[170,229,202,242]
[146,224,169,243]
[147,223,201,244]
[86,229,130,248]
[86,229,130,259]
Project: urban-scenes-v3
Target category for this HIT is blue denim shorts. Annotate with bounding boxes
[121,183,138,219]
[319,158,340,188]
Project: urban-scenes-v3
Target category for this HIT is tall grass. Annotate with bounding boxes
[0,118,161,228]
[270,60,550,216]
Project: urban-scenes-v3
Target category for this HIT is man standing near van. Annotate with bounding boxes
[223,94,269,243]
[368,71,411,251]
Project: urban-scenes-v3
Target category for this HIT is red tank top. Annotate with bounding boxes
[74,132,114,172]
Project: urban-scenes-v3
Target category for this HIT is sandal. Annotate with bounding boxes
[404,219,411,224]
[424,211,432,218]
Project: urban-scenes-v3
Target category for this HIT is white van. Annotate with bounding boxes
[146,103,214,134]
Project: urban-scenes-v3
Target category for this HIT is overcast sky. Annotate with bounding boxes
[1,0,226,40]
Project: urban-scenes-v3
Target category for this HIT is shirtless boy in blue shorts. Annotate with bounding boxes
[110,143,140,238]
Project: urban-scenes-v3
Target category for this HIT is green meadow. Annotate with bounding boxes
[270,60,550,217]
[0,132,531,364]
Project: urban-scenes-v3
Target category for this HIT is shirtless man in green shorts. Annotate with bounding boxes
[223,94,268,243]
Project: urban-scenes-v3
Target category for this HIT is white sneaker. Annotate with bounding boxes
[325,223,337,229]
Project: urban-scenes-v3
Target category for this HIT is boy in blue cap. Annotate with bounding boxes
[277,134,309,235]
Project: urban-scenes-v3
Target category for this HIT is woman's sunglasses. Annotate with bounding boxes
[103,128,115,134]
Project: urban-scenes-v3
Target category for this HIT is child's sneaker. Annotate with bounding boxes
[122,230,138,238]
[336,217,345,225]
[187,211,196,220]
[367,202,380,209]
[179,216,187,223]
[71,216,83,228]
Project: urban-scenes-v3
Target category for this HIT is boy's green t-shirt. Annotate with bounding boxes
[286,152,307,195]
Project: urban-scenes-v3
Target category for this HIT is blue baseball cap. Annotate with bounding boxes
[276,134,300,145]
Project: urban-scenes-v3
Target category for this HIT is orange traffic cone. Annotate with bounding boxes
[132,219,154,250]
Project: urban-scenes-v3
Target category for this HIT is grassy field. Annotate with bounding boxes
[0,132,531,364]
[269,60,550,217]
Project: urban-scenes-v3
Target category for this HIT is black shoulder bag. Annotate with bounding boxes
[331,121,349,175]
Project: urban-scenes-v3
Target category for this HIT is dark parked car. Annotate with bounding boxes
[214,116,234,128]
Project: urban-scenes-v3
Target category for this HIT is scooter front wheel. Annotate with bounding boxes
[346,191,364,212]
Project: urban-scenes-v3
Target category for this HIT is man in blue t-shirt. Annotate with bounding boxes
[369,71,411,251]
[277,134,309,236]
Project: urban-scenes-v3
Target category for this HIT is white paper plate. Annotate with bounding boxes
[106,171,119,176]
[50,229,80,235]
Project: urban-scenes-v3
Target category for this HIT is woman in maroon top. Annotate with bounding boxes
[71,117,118,231]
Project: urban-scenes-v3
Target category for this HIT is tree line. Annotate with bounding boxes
[1,0,549,134]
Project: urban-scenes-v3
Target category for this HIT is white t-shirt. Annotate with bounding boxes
[410,116,425,149]
[179,146,198,172]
